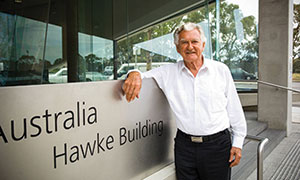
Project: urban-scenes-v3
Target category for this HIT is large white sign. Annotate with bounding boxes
[0,79,176,180]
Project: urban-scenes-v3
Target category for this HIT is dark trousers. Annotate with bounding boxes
[174,129,232,180]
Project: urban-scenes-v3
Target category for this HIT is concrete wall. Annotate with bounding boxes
[258,0,293,135]
[239,93,257,107]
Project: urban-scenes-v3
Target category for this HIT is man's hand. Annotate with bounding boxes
[122,71,142,102]
[229,147,242,167]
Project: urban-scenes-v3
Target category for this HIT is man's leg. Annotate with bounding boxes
[196,131,232,180]
[175,131,200,180]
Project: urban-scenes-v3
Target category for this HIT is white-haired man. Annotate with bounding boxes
[122,22,247,180]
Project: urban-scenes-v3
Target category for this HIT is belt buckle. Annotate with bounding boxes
[191,136,203,143]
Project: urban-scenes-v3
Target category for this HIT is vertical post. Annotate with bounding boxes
[113,40,118,80]
[64,0,79,82]
[41,0,51,83]
[258,0,293,135]
[257,138,269,180]
[246,135,269,180]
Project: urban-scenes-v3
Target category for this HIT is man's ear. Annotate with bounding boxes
[202,42,206,49]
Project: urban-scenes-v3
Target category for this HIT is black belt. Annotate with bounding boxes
[177,129,229,143]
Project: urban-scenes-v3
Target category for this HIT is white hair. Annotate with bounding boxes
[173,22,207,45]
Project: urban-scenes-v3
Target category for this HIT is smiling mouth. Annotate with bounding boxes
[186,51,195,54]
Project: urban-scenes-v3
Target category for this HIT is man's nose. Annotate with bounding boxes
[187,42,193,49]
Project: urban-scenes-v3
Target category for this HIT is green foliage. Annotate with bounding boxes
[218,2,258,69]
[241,15,257,37]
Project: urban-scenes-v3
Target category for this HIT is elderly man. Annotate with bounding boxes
[123,22,247,180]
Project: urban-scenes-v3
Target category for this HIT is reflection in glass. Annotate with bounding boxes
[218,1,258,78]
[77,0,113,82]
[115,0,259,92]
[47,24,65,84]
[217,0,259,91]
[116,4,213,80]
[0,12,48,86]
[78,33,113,82]
[0,0,259,89]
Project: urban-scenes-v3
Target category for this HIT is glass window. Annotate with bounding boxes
[0,0,113,86]
[47,24,64,84]
[214,0,259,91]
[0,10,49,86]
[0,1,64,86]
[116,2,212,80]
[0,0,259,89]
[116,0,259,92]
[77,33,113,82]
[76,0,113,83]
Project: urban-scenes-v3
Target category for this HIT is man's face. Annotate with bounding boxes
[176,29,206,62]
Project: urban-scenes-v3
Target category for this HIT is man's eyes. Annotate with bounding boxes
[180,40,199,44]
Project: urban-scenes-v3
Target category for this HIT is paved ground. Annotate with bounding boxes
[244,82,300,179]
[246,106,300,180]
[246,131,300,180]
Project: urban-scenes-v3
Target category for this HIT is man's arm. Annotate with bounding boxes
[122,71,142,102]
[122,64,168,102]
[223,66,247,167]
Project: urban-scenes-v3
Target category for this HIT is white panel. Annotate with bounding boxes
[0,79,176,180]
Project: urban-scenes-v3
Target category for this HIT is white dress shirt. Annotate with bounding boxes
[136,59,247,149]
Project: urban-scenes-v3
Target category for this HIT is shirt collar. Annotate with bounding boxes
[179,57,210,72]
[179,60,186,72]
[201,58,210,71]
